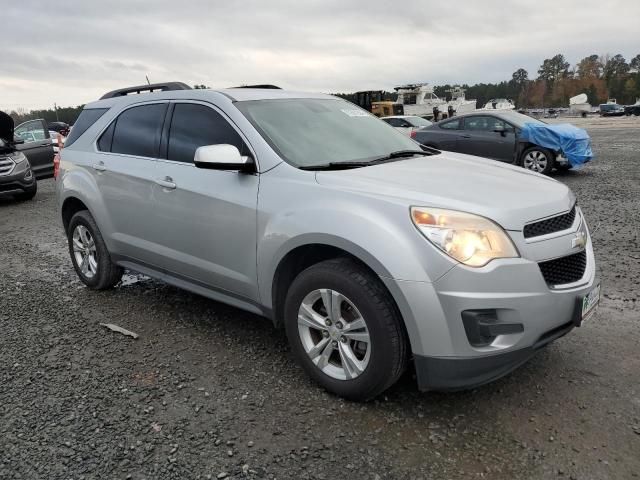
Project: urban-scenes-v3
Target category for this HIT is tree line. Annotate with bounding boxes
[338,53,640,109]
[5,52,640,125]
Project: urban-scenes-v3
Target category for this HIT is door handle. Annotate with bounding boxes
[92,161,106,172]
[459,134,471,139]
[155,176,176,190]
[42,142,51,147]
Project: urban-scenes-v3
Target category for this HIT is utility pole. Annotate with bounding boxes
[54,103,59,121]
[145,75,151,85]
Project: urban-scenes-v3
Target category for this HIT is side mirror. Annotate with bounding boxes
[12,136,24,145]
[493,125,506,135]
[194,144,254,173]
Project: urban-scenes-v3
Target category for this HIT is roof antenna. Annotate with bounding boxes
[145,75,151,85]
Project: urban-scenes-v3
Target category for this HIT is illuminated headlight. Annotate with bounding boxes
[411,207,519,267]
[10,151,27,164]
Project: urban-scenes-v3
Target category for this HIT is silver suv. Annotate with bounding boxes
[56,83,600,400]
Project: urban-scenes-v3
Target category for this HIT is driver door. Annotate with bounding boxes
[14,119,54,178]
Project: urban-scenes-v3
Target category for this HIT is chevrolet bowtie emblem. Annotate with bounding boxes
[572,231,586,249]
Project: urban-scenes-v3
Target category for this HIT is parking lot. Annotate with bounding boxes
[1,117,639,479]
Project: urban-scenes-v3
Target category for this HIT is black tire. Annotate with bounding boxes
[14,183,37,201]
[284,258,409,401]
[520,146,554,175]
[67,210,123,289]
[557,163,573,171]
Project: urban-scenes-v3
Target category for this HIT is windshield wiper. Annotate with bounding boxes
[299,150,433,171]
[299,161,374,171]
[382,149,434,159]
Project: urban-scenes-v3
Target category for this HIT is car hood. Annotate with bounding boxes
[315,152,574,230]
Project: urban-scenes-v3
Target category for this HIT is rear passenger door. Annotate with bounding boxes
[14,119,54,178]
[417,118,461,150]
[95,102,169,267]
[153,101,259,300]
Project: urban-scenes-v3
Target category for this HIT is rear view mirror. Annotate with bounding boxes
[194,144,254,173]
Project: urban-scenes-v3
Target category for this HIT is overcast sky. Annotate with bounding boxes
[2,0,639,111]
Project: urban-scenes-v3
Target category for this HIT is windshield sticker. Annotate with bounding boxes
[341,109,370,117]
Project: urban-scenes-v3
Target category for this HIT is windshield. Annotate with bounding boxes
[497,111,546,128]
[235,98,421,168]
[406,116,432,127]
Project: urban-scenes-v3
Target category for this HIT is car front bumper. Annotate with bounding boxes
[0,161,36,195]
[381,225,598,391]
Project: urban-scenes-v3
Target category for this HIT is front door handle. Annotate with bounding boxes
[155,176,176,190]
[458,134,471,139]
[42,142,51,147]
[92,161,106,172]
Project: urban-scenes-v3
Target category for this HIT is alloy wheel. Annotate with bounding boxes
[523,150,548,172]
[297,289,371,380]
[72,225,98,279]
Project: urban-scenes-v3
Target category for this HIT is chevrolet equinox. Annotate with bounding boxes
[56,83,600,400]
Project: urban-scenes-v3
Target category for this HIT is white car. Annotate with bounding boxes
[381,115,432,138]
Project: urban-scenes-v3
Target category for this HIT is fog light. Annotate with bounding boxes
[462,310,524,347]
[24,169,33,180]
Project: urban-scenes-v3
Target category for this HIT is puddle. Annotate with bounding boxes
[119,271,151,287]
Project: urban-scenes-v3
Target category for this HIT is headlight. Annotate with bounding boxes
[10,151,27,164]
[411,207,519,267]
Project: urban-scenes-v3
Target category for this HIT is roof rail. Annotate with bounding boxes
[100,82,192,99]
[232,84,281,89]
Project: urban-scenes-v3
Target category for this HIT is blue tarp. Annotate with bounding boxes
[520,123,593,167]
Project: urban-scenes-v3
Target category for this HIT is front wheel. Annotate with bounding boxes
[67,210,123,289]
[521,147,554,174]
[284,258,409,401]
[14,183,37,201]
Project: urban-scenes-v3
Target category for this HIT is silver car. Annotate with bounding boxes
[56,83,600,401]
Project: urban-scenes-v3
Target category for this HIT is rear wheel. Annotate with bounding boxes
[521,147,554,174]
[67,210,123,289]
[284,258,408,401]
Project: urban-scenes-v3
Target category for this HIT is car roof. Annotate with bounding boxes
[85,88,336,109]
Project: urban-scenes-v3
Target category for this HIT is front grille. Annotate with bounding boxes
[524,206,576,239]
[538,250,587,286]
[0,157,15,176]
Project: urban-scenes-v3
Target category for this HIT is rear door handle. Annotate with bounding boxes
[42,142,51,147]
[92,161,106,172]
[155,176,176,190]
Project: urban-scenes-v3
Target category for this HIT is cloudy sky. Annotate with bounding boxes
[2,0,639,111]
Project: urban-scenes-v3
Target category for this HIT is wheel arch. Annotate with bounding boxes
[268,236,396,329]
[61,196,91,233]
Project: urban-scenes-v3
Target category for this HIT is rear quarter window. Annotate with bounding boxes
[439,119,460,130]
[64,108,108,147]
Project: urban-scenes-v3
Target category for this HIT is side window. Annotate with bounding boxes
[439,119,460,130]
[493,119,515,132]
[109,103,167,157]
[65,108,108,148]
[97,121,115,152]
[464,116,506,132]
[385,118,402,127]
[167,103,246,164]
[15,121,46,143]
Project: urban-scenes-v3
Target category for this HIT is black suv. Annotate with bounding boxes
[0,111,38,200]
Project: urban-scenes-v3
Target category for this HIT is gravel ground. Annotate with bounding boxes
[1,117,639,479]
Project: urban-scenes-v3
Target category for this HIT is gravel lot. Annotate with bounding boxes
[1,117,639,479]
